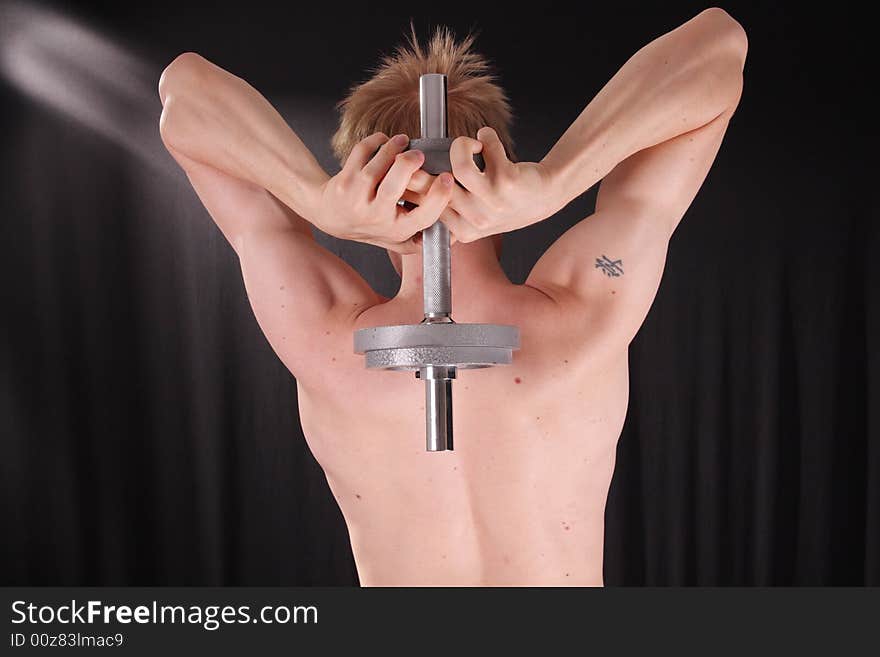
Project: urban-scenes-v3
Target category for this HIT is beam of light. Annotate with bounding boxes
[0,0,171,173]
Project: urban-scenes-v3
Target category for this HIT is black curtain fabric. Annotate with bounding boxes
[1,1,876,585]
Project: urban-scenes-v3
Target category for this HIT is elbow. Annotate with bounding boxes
[158,51,210,105]
[700,8,749,63]
[158,97,181,152]
[157,52,210,152]
[697,8,748,108]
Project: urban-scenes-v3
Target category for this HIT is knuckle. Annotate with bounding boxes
[400,151,422,168]
[450,137,469,157]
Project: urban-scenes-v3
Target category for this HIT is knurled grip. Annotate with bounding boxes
[422,221,452,316]
[406,137,483,318]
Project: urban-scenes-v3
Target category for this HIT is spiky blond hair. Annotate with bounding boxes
[331,25,514,166]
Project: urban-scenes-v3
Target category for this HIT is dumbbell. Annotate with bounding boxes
[353,73,520,452]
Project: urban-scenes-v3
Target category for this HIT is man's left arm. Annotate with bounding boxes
[408,8,747,362]
[525,8,748,360]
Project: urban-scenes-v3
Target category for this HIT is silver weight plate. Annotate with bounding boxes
[364,346,515,371]
[354,323,519,352]
[354,323,520,371]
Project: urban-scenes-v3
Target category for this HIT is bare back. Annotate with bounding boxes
[296,278,627,585]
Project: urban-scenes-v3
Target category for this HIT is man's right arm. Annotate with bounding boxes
[158,52,330,241]
[159,53,453,252]
[158,54,454,378]
[158,53,381,379]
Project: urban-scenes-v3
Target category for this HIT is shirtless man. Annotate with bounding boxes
[157,8,747,585]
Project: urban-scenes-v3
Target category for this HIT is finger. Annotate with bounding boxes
[362,133,411,184]
[449,136,486,193]
[403,186,468,233]
[375,149,425,203]
[476,126,509,170]
[405,174,473,211]
[406,176,487,228]
[438,206,478,243]
[381,219,455,251]
[344,132,389,172]
[406,169,435,195]
[446,181,486,223]
[395,172,455,237]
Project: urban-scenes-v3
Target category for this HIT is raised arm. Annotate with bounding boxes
[158,53,367,379]
[528,7,748,356]
[407,8,747,363]
[158,53,452,379]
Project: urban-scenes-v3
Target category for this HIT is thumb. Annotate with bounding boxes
[477,126,507,165]
[403,172,454,233]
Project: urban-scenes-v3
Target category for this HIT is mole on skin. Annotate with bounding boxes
[514,377,522,384]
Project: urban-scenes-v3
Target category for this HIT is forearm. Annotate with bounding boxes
[158,53,329,222]
[541,8,747,208]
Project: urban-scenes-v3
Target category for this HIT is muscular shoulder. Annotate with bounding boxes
[514,278,635,377]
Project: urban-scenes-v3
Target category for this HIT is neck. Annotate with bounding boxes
[393,237,505,304]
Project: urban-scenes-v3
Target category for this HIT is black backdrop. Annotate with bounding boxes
[1,0,876,585]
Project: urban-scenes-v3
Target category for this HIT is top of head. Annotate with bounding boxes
[331,26,515,166]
